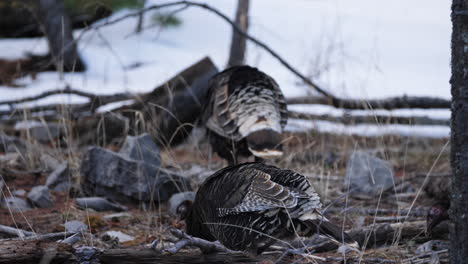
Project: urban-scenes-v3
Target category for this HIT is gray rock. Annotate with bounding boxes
[12,189,26,196]
[28,122,63,143]
[345,151,395,197]
[74,246,100,264]
[40,154,61,172]
[46,162,71,192]
[0,153,21,166]
[76,197,127,212]
[0,133,28,154]
[81,147,190,203]
[2,196,31,212]
[168,191,196,217]
[103,230,134,242]
[119,133,160,166]
[64,220,88,233]
[27,185,54,208]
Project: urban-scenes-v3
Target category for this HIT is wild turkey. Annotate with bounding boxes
[203,66,288,164]
[185,163,358,254]
[424,175,451,235]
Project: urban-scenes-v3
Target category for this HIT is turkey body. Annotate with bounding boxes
[186,163,357,253]
[203,66,288,164]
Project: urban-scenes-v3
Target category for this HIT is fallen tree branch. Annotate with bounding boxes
[167,228,237,254]
[0,231,77,242]
[82,1,332,99]
[0,224,35,238]
[76,1,449,110]
[286,96,450,109]
[326,207,428,217]
[288,111,449,126]
[401,249,448,264]
[286,220,447,255]
[0,86,134,108]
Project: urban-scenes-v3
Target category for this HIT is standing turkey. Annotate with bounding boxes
[203,66,288,164]
[185,163,358,254]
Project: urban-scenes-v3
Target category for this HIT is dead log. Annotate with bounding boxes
[0,239,73,264]
[302,220,449,253]
[99,249,258,264]
[325,207,428,217]
[289,111,449,126]
[116,56,218,146]
[287,95,450,110]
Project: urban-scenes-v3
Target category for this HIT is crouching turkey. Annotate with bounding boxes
[203,66,288,164]
[185,163,358,254]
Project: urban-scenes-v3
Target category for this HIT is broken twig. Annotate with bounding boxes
[166,228,237,254]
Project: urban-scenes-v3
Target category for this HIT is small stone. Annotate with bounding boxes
[345,151,395,197]
[0,133,28,154]
[103,230,134,243]
[29,122,63,143]
[27,185,54,208]
[12,189,26,196]
[64,220,88,233]
[46,162,71,192]
[0,153,21,166]
[74,246,100,263]
[40,154,61,172]
[2,196,31,212]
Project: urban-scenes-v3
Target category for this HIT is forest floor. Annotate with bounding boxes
[0,127,450,263]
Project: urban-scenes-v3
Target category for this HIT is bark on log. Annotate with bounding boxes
[116,56,219,146]
[296,220,449,253]
[0,239,73,264]
[227,0,249,67]
[450,1,468,263]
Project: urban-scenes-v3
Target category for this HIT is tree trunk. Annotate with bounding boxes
[135,0,146,34]
[31,0,85,72]
[227,0,249,67]
[450,1,468,263]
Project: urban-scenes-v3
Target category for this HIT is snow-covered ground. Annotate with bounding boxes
[0,0,451,138]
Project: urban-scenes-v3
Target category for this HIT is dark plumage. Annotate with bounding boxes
[186,163,357,254]
[203,66,288,164]
[424,175,451,235]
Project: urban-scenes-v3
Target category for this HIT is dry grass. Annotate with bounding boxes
[0,101,451,263]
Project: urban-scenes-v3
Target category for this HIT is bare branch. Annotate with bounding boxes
[0,224,35,238]
[167,228,237,254]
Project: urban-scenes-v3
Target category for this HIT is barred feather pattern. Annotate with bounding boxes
[205,66,288,141]
[186,163,334,253]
